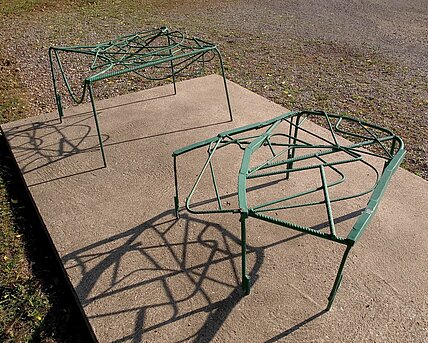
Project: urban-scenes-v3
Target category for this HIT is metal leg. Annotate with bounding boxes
[327,244,352,310]
[49,48,63,123]
[171,61,177,95]
[286,114,300,179]
[240,213,250,295]
[215,48,233,122]
[173,154,180,218]
[167,33,177,95]
[383,138,397,172]
[88,83,107,167]
[286,116,294,180]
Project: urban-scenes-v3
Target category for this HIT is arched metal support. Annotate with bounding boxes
[172,110,405,310]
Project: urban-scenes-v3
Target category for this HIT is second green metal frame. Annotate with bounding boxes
[172,110,405,310]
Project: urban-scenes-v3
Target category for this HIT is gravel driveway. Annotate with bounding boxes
[1,0,427,178]
[260,0,428,74]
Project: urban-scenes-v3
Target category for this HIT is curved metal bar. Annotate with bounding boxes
[51,48,88,104]
[185,138,239,215]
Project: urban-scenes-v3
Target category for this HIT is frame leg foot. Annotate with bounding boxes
[56,94,64,123]
[326,245,352,310]
[240,213,250,295]
[327,274,343,311]
[242,274,251,295]
[174,196,180,219]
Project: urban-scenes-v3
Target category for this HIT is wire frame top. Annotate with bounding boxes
[173,110,405,244]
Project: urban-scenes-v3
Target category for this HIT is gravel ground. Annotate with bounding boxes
[1,0,427,178]
[257,0,428,74]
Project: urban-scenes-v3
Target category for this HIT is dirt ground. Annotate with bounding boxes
[251,0,428,74]
[0,0,427,178]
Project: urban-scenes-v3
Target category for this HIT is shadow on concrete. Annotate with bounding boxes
[264,309,328,343]
[62,208,361,342]
[1,113,105,175]
[48,90,178,120]
[1,104,229,187]
[103,118,230,150]
[63,210,259,342]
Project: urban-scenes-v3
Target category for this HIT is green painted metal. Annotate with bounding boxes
[327,244,352,311]
[49,27,233,166]
[172,110,405,310]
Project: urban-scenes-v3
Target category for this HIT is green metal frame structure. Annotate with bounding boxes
[172,110,405,310]
[49,27,233,166]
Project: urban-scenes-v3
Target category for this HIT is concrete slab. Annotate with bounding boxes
[2,75,427,342]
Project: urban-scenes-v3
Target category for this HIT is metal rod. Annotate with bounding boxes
[48,48,63,122]
[209,159,223,210]
[167,31,177,95]
[173,154,180,218]
[320,165,336,237]
[88,83,107,167]
[215,48,233,122]
[240,213,251,295]
[327,244,352,310]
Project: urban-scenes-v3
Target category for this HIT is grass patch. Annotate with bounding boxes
[0,53,29,125]
[0,140,91,342]
[0,0,43,15]
[0,47,51,341]
[0,149,50,342]
[0,47,90,341]
[0,0,96,15]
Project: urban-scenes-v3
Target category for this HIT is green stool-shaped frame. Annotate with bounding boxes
[172,110,405,310]
[49,27,233,166]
